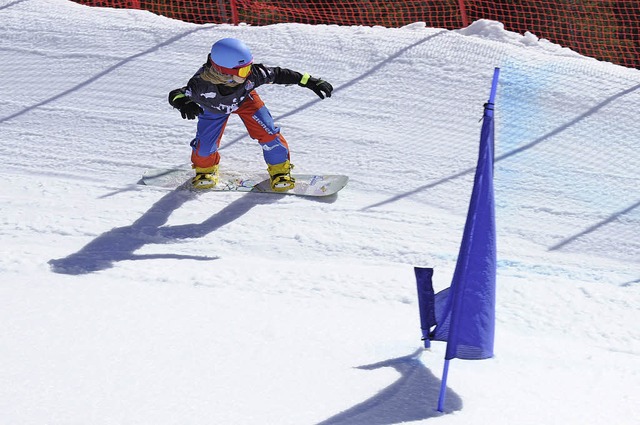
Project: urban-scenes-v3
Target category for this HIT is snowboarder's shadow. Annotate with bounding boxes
[48,187,281,275]
[317,349,462,424]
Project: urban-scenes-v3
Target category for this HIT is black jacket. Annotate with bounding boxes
[171,61,304,115]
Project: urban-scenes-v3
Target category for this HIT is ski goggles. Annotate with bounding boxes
[210,59,253,78]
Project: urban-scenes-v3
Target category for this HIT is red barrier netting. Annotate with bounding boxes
[71,0,640,69]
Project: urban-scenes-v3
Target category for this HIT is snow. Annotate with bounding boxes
[1,0,639,423]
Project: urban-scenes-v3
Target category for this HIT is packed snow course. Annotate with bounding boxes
[1,1,638,424]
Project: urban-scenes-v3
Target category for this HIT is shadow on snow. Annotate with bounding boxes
[48,187,281,275]
[317,349,462,424]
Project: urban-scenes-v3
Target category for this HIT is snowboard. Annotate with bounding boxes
[140,167,349,197]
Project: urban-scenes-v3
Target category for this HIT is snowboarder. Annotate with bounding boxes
[168,37,333,191]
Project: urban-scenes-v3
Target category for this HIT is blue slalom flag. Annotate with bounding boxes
[414,267,436,348]
[443,84,497,360]
[415,67,499,411]
[416,69,498,359]
[415,268,454,348]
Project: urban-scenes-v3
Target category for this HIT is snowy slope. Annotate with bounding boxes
[1,1,639,424]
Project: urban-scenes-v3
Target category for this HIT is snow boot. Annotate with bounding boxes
[267,160,295,192]
[192,165,219,189]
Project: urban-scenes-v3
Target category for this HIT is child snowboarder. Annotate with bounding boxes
[168,37,333,191]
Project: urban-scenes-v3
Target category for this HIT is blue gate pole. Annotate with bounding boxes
[437,359,450,412]
[436,67,500,414]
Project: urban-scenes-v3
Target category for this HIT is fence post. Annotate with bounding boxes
[230,0,239,25]
[457,0,469,27]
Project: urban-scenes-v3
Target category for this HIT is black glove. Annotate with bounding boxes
[168,88,203,120]
[299,74,333,99]
[178,102,203,120]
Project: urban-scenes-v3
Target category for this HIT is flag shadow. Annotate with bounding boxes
[549,198,640,251]
[316,349,462,425]
[48,187,280,275]
[0,26,211,124]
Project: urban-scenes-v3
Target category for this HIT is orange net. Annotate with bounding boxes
[72,0,640,68]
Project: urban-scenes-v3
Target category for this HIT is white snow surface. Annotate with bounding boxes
[1,1,639,424]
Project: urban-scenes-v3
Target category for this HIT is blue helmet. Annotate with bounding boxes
[210,38,253,70]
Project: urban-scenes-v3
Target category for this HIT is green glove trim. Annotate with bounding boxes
[172,93,187,103]
[300,73,311,86]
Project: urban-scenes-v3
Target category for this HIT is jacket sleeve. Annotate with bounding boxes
[169,62,208,106]
[272,67,305,85]
[252,64,304,86]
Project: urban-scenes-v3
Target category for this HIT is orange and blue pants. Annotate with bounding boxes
[190,91,290,169]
